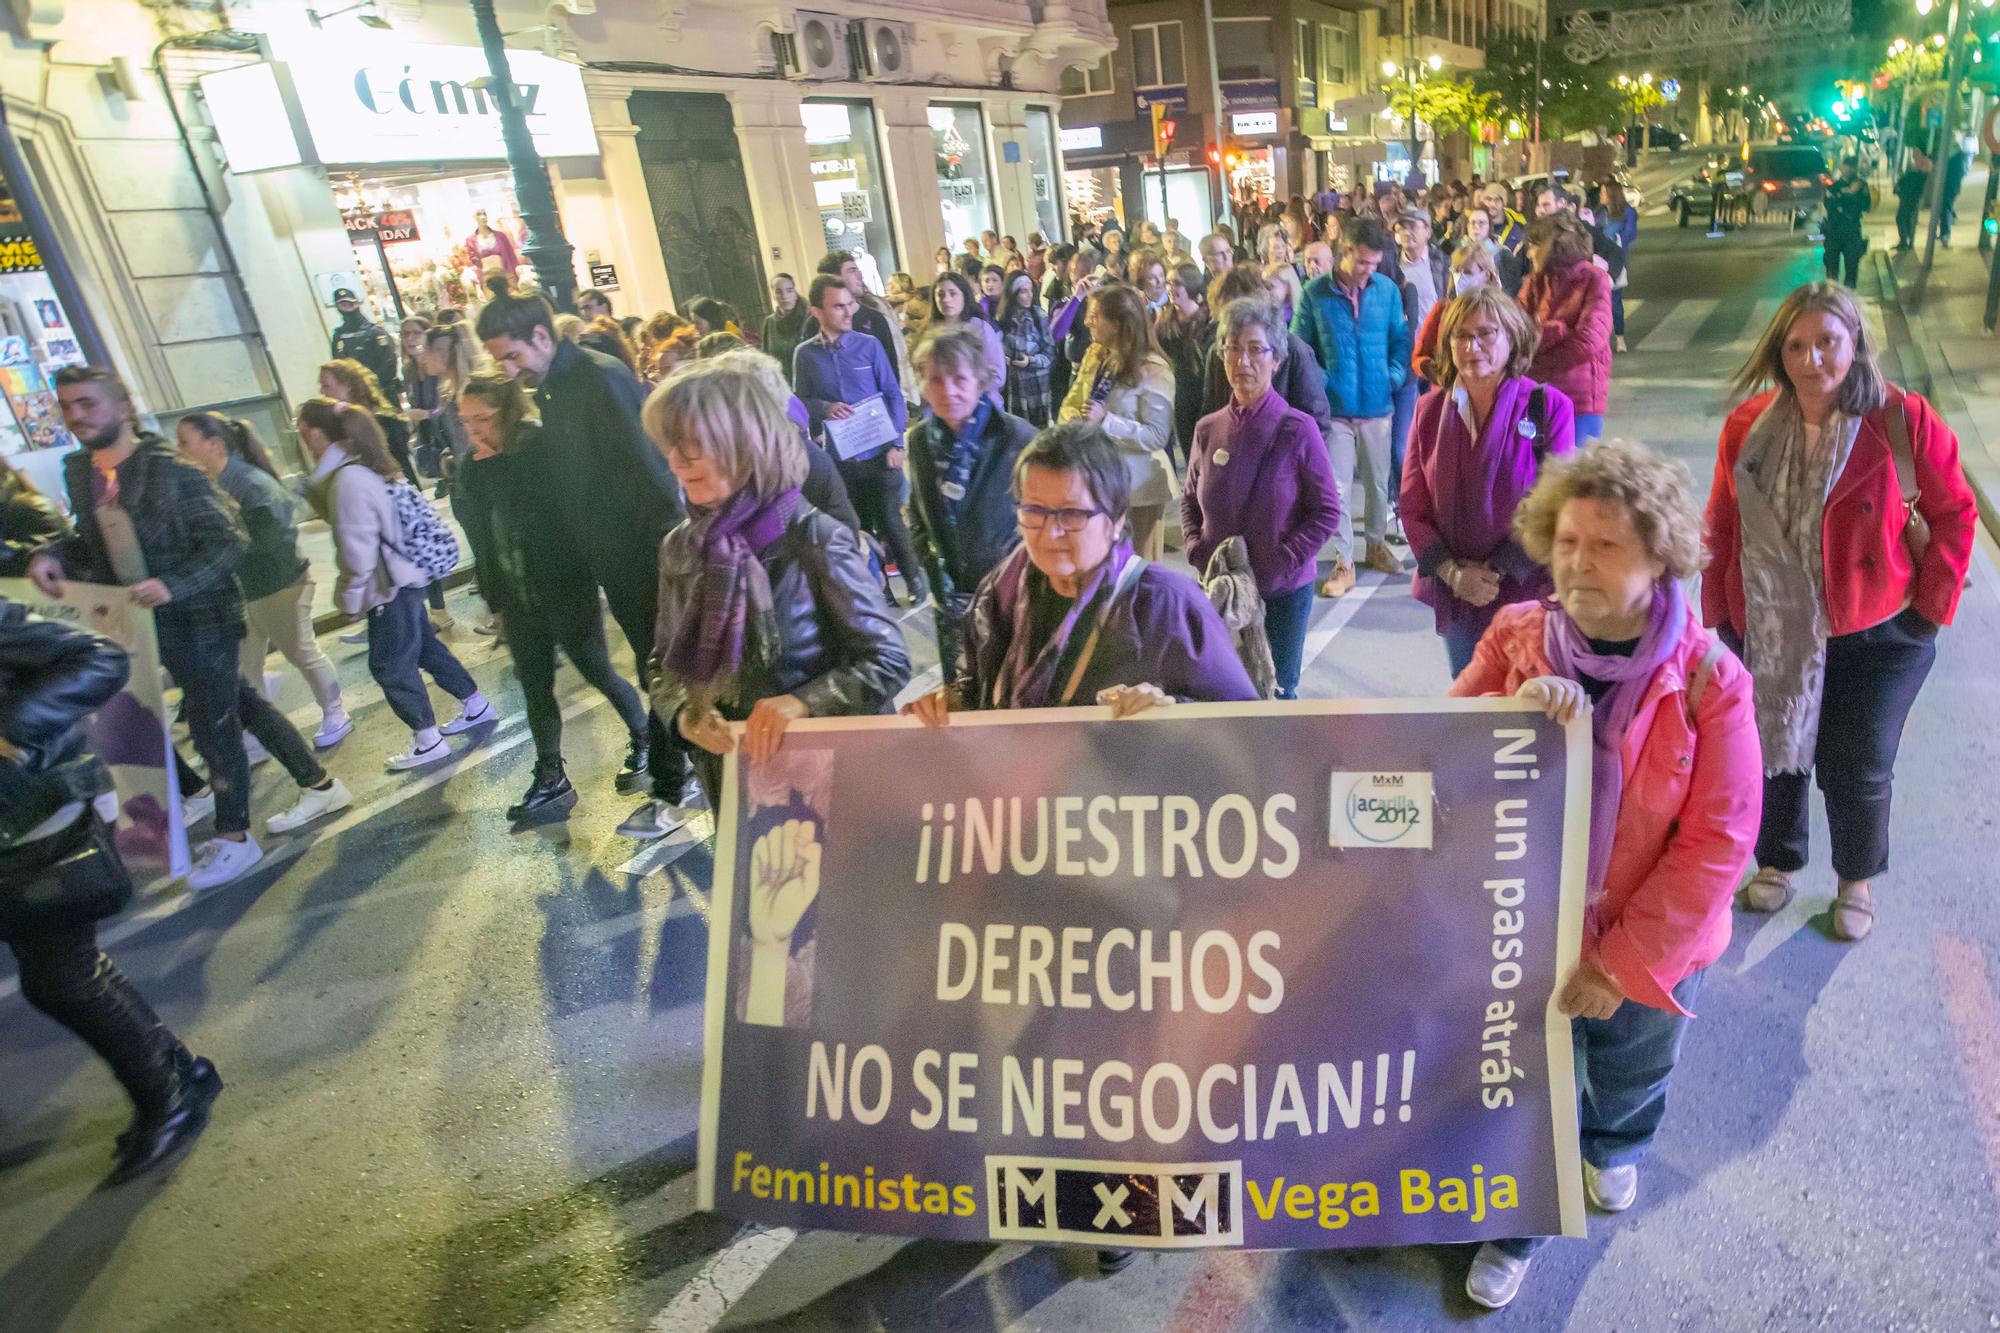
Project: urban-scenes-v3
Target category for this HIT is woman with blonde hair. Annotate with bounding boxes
[1455,439,1761,1309]
[1058,283,1176,559]
[300,398,495,771]
[1400,286,1576,675]
[1262,260,1303,326]
[1413,241,1501,383]
[320,358,418,486]
[642,351,911,802]
[1706,281,1976,939]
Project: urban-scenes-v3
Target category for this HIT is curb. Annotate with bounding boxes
[1869,248,2000,547]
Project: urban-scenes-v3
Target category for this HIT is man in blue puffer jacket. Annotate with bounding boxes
[1291,217,1410,597]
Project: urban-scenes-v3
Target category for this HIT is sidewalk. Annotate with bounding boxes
[1868,160,2000,542]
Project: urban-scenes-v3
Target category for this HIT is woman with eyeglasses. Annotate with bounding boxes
[1182,298,1341,700]
[1402,286,1577,677]
[906,420,1254,731]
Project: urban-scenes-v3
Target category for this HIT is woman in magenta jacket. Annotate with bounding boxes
[1452,439,1762,1310]
[1518,212,1613,443]
[1706,281,1976,941]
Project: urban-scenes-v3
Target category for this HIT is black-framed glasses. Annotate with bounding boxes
[1017,504,1105,533]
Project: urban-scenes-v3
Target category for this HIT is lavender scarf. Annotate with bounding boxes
[659,487,800,692]
[985,538,1137,709]
[1543,579,1687,906]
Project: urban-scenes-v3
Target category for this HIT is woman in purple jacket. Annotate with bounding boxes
[1400,286,1577,677]
[1183,298,1343,699]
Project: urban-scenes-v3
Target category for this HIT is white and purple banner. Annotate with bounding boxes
[697,700,1588,1250]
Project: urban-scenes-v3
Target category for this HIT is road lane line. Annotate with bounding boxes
[1631,297,1719,352]
[1721,297,1785,352]
[1936,934,2000,1194]
[1297,569,1391,674]
[651,1223,797,1331]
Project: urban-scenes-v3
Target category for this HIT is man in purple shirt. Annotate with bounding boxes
[792,276,926,605]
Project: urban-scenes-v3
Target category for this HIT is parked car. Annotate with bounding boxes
[1744,143,1831,225]
[1627,124,1689,151]
[1669,157,1752,227]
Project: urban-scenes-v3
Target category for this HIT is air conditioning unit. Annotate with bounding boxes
[858,19,916,82]
[793,11,854,80]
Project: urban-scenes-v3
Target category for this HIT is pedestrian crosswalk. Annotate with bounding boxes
[1615,292,1790,355]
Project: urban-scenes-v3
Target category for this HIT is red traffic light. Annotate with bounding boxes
[1206,145,1221,164]
[1161,119,1177,141]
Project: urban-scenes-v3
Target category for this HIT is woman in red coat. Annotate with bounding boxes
[1706,281,1977,940]
[1518,212,1612,443]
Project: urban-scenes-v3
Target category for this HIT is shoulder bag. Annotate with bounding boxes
[1880,388,1932,568]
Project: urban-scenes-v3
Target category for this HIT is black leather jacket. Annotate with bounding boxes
[648,506,911,729]
[0,601,130,847]
[0,472,70,578]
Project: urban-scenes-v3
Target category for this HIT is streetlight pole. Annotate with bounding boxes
[1922,0,1972,275]
[470,0,577,311]
[1202,0,1228,228]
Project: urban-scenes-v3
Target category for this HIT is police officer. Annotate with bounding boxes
[1822,158,1872,287]
[329,287,401,402]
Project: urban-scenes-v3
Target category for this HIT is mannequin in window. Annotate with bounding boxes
[466,209,520,280]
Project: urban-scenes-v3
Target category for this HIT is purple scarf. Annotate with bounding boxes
[1542,579,1686,907]
[660,487,801,689]
[985,538,1136,709]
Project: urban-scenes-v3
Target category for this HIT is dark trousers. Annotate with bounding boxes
[1388,377,1421,507]
[1823,229,1865,286]
[1611,289,1627,338]
[507,599,649,767]
[5,921,182,1116]
[160,633,325,836]
[839,454,926,599]
[1896,196,1922,247]
[1443,619,1485,680]
[1755,611,1937,882]
[366,584,478,733]
[1262,582,1315,700]
[934,590,974,686]
[602,575,696,801]
[1494,970,1705,1257]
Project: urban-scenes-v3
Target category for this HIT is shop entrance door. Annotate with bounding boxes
[630,92,768,322]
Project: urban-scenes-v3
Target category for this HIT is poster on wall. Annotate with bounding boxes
[697,701,1589,1251]
[0,579,191,878]
[0,221,85,458]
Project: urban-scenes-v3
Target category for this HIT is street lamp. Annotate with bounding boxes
[468,0,576,309]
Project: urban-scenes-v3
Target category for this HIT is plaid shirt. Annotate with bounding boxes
[44,435,248,652]
[1000,309,1054,426]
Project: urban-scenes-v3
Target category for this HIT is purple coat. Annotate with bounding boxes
[1400,376,1576,638]
[1182,388,1342,597]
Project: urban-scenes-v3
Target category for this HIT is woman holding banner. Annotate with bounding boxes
[643,351,912,803]
[1450,439,1761,1309]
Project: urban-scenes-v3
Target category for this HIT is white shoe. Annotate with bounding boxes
[262,670,283,702]
[185,835,264,890]
[387,736,452,771]
[181,788,216,826]
[243,735,271,766]
[616,798,689,840]
[339,628,368,645]
[1584,1161,1638,1213]
[439,694,497,735]
[266,779,353,834]
[314,710,354,748]
[1464,1243,1531,1310]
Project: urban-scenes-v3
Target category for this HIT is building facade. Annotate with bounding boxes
[0,0,1112,478]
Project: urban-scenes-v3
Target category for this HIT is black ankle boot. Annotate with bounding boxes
[109,1049,221,1185]
[509,761,575,821]
[614,738,649,795]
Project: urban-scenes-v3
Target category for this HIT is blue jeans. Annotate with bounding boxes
[1443,619,1485,680]
[367,584,478,733]
[1573,412,1605,445]
[1263,582,1315,700]
[1389,377,1422,508]
[1492,968,1705,1258]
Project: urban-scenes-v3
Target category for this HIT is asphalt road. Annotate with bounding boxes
[6,206,2000,1332]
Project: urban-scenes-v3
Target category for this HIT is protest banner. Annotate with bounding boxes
[1,578,189,877]
[697,699,1588,1251]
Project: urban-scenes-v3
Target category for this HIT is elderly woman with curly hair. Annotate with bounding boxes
[1451,438,1762,1310]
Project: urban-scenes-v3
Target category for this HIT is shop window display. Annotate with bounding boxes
[0,182,86,459]
[929,104,996,253]
[801,100,898,293]
[333,170,529,320]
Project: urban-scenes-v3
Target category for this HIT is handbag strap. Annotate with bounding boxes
[1059,556,1150,706]
[1685,633,1727,722]
[1882,387,1921,514]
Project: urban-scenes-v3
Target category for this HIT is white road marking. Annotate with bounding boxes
[649,1224,797,1332]
[618,814,716,876]
[1631,297,1720,352]
[1736,888,1825,973]
[1297,569,1391,673]
[1721,297,1785,353]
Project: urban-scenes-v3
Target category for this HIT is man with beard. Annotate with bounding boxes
[28,367,349,888]
[476,290,700,839]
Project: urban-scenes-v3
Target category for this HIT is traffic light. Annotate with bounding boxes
[1206,144,1221,167]
[1150,102,1176,159]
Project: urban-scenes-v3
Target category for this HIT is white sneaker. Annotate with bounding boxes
[1464,1243,1531,1310]
[339,628,368,645]
[185,835,264,890]
[387,736,452,771]
[182,788,216,826]
[1584,1161,1638,1213]
[616,798,689,840]
[243,735,271,766]
[262,670,283,702]
[439,694,497,735]
[267,779,353,834]
[314,710,354,748]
